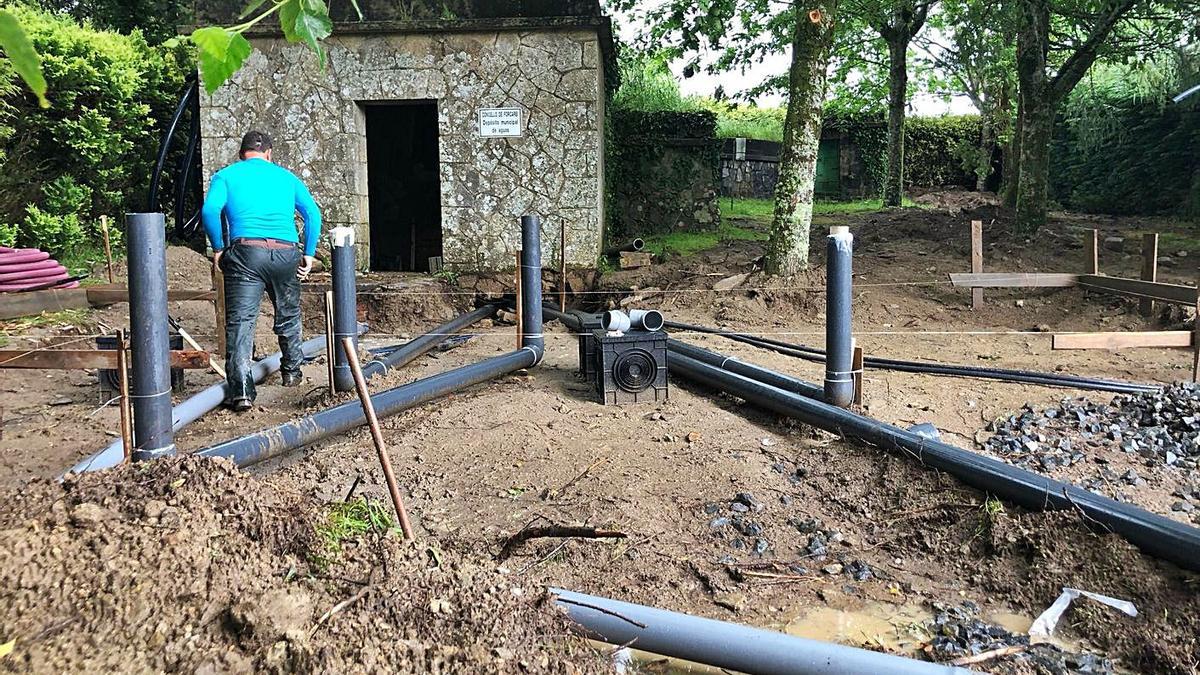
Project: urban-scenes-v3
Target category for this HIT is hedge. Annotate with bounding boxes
[1050,100,1200,217]
[607,109,722,240]
[0,6,188,257]
[822,112,981,193]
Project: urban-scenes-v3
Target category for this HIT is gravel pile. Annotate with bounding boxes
[704,494,875,581]
[926,602,1113,674]
[984,384,1200,472]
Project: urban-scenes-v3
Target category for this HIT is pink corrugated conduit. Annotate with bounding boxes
[0,247,78,292]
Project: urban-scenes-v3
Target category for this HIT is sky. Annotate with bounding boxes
[606,4,978,116]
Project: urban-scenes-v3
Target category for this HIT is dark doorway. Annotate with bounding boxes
[364,101,442,272]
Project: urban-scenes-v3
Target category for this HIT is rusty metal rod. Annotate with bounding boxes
[341,336,415,540]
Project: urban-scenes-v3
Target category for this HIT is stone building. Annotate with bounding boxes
[195,1,614,272]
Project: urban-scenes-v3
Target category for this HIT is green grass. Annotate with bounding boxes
[1152,231,1200,257]
[311,497,395,570]
[642,222,769,259]
[0,308,92,338]
[640,196,921,261]
[720,196,917,224]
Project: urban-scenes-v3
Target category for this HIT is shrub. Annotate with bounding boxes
[0,6,188,257]
[611,51,698,113]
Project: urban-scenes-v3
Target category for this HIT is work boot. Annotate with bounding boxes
[229,398,252,412]
[281,370,303,387]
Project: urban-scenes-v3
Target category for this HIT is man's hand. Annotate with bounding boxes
[297,255,316,281]
[212,250,223,273]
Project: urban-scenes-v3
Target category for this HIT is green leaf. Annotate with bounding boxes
[279,0,301,42]
[0,9,49,108]
[281,0,333,67]
[239,0,272,19]
[191,27,253,94]
[348,0,364,21]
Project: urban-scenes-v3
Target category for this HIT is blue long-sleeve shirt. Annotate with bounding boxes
[201,157,322,256]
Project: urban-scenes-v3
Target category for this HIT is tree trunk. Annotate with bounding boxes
[1001,95,1022,208]
[1014,98,1053,234]
[882,31,909,207]
[766,4,835,277]
[1013,0,1050,233]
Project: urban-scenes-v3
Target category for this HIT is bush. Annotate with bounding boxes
[0,6,187,257]
[696,100,786,141]
[824,111,981,193]
[611,51,698,113]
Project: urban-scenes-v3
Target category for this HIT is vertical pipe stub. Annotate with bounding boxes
[824,225,854,408]
[126,212,176,461]
[331,227,358,392]
[520,215,544,361]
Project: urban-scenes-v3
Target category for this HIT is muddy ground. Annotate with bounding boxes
[1,193,1199,673]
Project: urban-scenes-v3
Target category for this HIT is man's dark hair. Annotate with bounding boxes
[239,130,273,156]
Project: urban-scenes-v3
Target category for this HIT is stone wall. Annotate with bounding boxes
[607,110,721,240]
[199,26,606,270]
[720,138,781,199]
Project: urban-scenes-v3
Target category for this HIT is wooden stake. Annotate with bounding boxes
[116,330,133,462]
[1052,330,1193,350]
[970,220,983,310]
[100,215,115,284]
[1085,228,1099,275]
[213,265,227,355]
[324,290,336,396]
[1140,232,1159,318]
[340,337,415,540]
[559,221,567,311]
[176,324,225,378]
[851,343,864,408]
[515,250,524,350]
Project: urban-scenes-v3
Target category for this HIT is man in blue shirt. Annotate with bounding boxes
[201,130,322,411]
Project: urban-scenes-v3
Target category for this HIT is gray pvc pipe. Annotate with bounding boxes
[360,304,499,379]
[521,215,544,359]
[824,226,854,408]
[125,212,175,460]
[68,331,358,475]
[198,348,539,468]
[629,309,665,331]
[552,589,970,675]
[602,309,631,332]
[198,215,546,469]
[331,227,357,392]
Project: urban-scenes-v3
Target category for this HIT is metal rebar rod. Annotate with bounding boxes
[341,337,415,540]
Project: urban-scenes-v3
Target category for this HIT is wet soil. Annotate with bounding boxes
[2,196,1199,672]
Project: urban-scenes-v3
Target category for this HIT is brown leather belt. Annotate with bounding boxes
[233,237,297,250]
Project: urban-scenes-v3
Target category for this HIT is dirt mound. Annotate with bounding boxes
[986,511,1200,674]
[0,457,603,674]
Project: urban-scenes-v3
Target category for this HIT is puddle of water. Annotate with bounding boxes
[784,601,932,655]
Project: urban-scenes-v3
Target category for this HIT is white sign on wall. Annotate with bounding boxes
[478,108,523,138]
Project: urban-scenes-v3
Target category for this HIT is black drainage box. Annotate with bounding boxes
[592,329,669,405]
